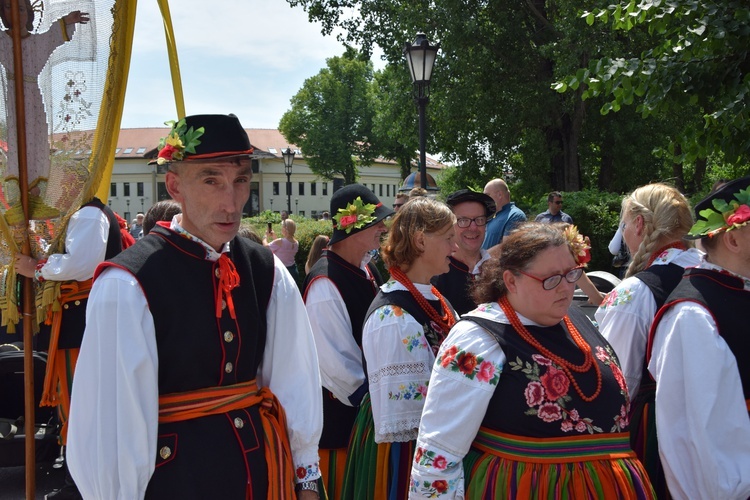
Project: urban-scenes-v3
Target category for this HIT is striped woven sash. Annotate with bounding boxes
[473,427,636,464]
[40,278,92,407]
[158,379,296,500]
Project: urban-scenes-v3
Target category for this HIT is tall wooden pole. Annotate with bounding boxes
[7,1,37,498]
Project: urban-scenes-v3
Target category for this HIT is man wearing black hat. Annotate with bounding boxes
[302,184,393,498]
[432,188,495,315]
[647,175,750,500]
[66,115,323,499]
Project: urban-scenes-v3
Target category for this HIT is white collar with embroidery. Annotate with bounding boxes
[170,214,230,262]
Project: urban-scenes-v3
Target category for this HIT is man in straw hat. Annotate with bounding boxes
[301,184,393,497]
[647,175,750,499]
[66,114,322,499]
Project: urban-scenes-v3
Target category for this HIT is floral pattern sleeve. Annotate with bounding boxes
[363,302,436,443]
[410,311,506,499]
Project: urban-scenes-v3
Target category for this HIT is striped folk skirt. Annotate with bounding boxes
[464,427,655,499]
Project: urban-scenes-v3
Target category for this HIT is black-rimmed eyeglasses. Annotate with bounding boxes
[456,216,487,228]
[517,265,584,290]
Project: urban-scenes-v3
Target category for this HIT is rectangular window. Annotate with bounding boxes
[379,184,383,196]
[322,182,328,196]
[299,211,305,217]
[298,182,305,196]
[273,182,279,196]
[137,182,144,197]
[124,183,131,196]
[110,183,117,197]
[311,183,316,196]
[387,185,390,197]
[371,184,375,193]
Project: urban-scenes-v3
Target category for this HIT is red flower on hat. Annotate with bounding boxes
[726,204,750,226]
[339,215,357,228]
[158,144,178,161]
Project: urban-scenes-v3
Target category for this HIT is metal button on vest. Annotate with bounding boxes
[234,417,244,429]
[159,446,171,460]
[63,304,69,309]
[224,331,234,343]
[215,268,221,278]
[74,300,81,306]
[225,362,233,373]
[221,299,227,310]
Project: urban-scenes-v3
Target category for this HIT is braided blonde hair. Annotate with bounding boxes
[622,183,694,277]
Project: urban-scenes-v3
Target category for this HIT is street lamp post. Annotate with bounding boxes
[270,198,273,213]
[282,147,295,215]
[295,198,299,214]
[404,33,439,190]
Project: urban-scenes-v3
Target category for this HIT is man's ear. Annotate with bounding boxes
[165,170,183,203]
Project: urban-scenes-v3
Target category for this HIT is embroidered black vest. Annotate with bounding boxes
[432,256,479,316]
[57,197,123,349]
[100,226,275,499]
[467,306,630,438]
[302,250,382,449]
[651,268,750,401]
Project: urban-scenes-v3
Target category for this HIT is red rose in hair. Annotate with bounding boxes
[727,204,750,225]
[456,352,478,375]
[540,365,570,401]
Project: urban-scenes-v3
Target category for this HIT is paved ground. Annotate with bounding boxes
[0,459,66,499]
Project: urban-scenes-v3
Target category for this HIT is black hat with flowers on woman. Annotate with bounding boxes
[329,184,394,245]
[152,114,254,165]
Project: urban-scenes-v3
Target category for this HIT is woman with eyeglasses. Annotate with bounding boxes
[410,222,654,499]
[595,182,701,497]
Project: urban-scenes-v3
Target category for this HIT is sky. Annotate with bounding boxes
[121,0,379,130]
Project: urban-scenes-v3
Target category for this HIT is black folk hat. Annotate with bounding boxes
[446,188,496,217]
[329,184,394,245]
[687,175,750,239]
[153,114,254,165]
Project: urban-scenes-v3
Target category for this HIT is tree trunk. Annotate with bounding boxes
[672,142,684,193]
[693,156,707,194]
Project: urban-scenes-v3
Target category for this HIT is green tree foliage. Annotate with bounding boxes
[287,0,688,196]
[279,47,379,185]
[559,0,750,168]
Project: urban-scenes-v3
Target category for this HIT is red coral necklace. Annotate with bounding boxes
[389,266,456,334]
[498,296,602,402]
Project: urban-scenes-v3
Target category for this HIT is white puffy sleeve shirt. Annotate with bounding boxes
[648,263,750,500]
[595,248,702,400]
[67,239,322,499]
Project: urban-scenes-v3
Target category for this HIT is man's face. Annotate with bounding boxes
[166,159,251,251]
[453,201,486,255]
[136,215,144,225]
[484,186,506,210]
[549,196,563,215]
[348,220,388,253]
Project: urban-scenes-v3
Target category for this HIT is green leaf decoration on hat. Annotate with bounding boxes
[156,118,205,165]
[333,196,377,234]
[688,186,750,238]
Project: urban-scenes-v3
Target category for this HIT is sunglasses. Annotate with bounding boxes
[393,203,405,208]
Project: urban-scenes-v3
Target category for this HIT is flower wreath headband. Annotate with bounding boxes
[333,197,377,233]
[156,119,205,166]
[563,225,592,265]
[688,186,750,239]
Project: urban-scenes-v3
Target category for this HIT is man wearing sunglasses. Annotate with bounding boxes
[432,189,495,315]
[535,191,573,224]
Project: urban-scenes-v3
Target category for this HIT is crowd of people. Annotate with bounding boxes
[3,112,748,500]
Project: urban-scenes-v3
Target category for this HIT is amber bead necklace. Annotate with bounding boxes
[499,295,602,402]
[389,266,456,334]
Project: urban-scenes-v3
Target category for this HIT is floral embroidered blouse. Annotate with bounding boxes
[409,302,629,499]
[595,247,702,399]
[362,279,453,443]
